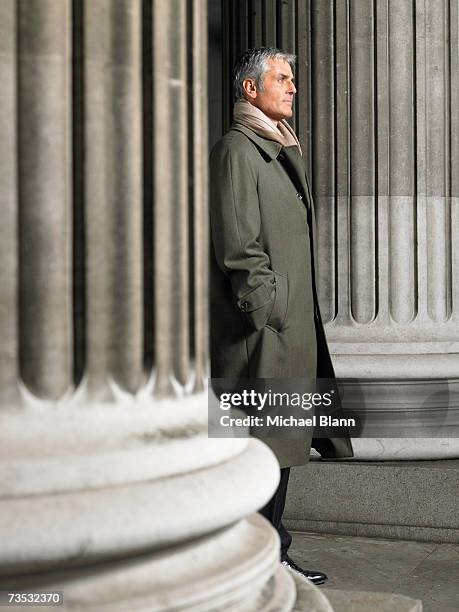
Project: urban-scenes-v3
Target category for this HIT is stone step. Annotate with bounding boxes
[289,570,423,612]
[284,459,459,542]
[323,589,422,612]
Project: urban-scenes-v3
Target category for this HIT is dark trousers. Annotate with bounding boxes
[259,467,292,561]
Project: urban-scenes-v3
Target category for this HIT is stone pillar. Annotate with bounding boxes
[0,1,332,609]
[0,0,19,406]
[304,0,459,459]
[80,0,144,399]
[18,0,73,399]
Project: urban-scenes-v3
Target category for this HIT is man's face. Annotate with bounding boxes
[244,58,296,122]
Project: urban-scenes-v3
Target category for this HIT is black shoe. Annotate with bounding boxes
[281,555,328,585]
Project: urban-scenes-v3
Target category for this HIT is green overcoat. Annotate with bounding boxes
[209,124,353,467]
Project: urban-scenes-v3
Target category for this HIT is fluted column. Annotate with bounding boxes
[191,0,210,392]
[0,1,332,609]
[80,0,144,398]
[306,0,459,458]
[18,0,73,399]
[0,0,19,406]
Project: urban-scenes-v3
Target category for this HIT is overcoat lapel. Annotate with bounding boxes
[279,146,319,265]
[281,146,311,208]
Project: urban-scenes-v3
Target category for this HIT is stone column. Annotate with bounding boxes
[0,1,331,609]
[305,0,459,459]
[80,0,144,399]
[18,0,73,399]
[0,0,20,406]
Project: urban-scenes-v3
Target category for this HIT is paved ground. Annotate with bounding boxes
[289,531,459,612]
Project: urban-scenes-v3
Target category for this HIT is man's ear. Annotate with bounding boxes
[242,78,257,101]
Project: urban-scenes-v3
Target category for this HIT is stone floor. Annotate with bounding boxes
[289,531,459,612]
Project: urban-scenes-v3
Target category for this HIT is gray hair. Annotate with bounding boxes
[232,47,296,100]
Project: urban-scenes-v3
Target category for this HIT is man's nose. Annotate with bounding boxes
[289,81,296,94]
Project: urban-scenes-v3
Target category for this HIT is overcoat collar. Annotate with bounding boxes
[230,123,283,159]
[230,123,313,213]
[231,123,309,191]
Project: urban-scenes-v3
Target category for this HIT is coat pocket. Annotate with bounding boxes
[237,282,275,331]
[266,271,289,332]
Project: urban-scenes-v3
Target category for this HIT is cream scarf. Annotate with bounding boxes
[233,98,302,155]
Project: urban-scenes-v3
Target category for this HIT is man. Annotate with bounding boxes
[209,47,353,585]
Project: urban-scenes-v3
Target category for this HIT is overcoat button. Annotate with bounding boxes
[240,301,249,311]
[296,192,303,200]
